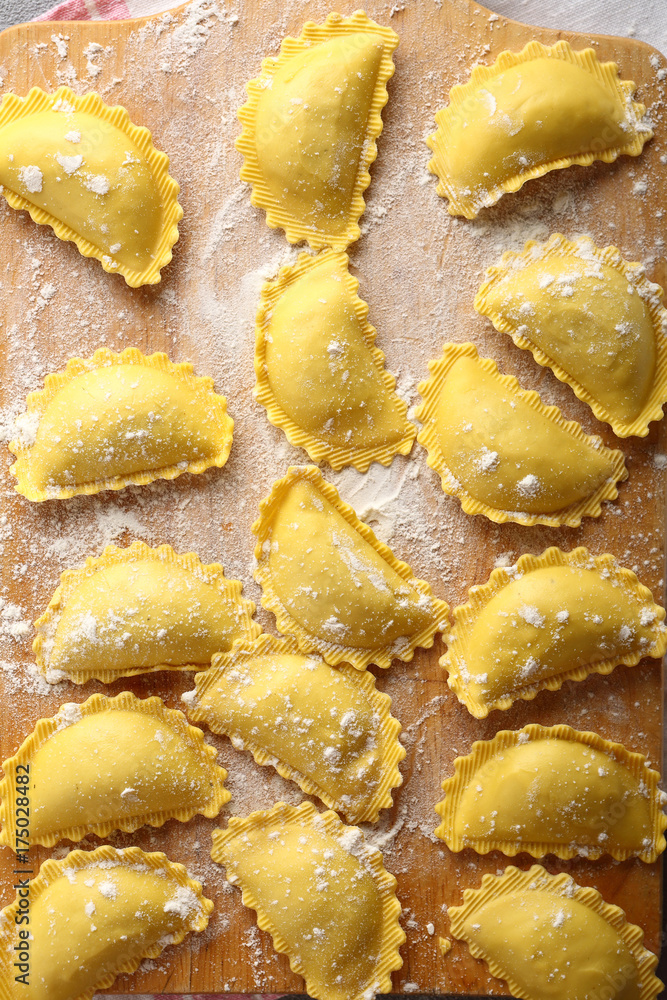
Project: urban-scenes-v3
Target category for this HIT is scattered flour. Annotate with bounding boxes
[84,174,110,195]
[0,4,664,993]
[18,165,43,193]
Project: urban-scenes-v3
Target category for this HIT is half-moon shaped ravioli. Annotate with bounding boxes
[448,865,662,1000]
[254,250,416,471]
[211,801,404,1000]
[33,540,259,683]
[237,11,398,250]
[0,86,182,286]
[252,465,449,669]
[436,723,667,862]
[416,343,627,527]
[0,692,230,849]
[475,234,667,437]
[9,346,233,501]
[442,546,667,717]
[426,41,652,219]
[0,845,212,1000]
[185,632,404,823]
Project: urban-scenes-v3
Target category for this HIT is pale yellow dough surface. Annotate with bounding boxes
[211,802,404,1000]
[0,846,212,1000]
[255,34,382,237]
[26,366,219,489]
[436,724,667,862]
[253,466,448,669]
[34,541,259,683]
[268,480,419,648]
[0,88,182,285]
[448,866,662,1000]
[416,344,626,526]
[427,41,651,218]
[9,349,233,501]
[0,693,230,848]
[475,235,667,437]
[238,12,398,249]
[443,547,667,716]
[0,110,159,271]
[459,892,637,1000]
[255,250,415,470]
[187,634,404,823]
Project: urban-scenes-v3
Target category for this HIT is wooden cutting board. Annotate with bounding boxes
[0,0,665,995]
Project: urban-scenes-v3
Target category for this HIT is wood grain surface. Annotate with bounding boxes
[0,0,665,995]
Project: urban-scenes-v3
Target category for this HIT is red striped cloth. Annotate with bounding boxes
[35,0,132,19]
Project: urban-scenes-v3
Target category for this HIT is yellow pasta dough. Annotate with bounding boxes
[253,465,449,669]
[0,692,230,849]
[475,234,667,437]
[9,347,233,501]
[448,865,662,1000]
[211,801,404,1000]
[185,632,404,823]
[436,724,667,862]
[416,343,627,527]
[254,250,415,471]
[427,41,652,219]
[237,11,398,250]
[0,845,212,1000]
[0,87,182,285]
[443,546,667,717]
[33,540,259,683]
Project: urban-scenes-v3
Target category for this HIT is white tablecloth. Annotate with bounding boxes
[488,0,666,55]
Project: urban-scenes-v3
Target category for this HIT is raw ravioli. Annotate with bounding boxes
[252,465,449,669]
[254,249,415,470]
[211,801,404,1000]
[416,342,626,526]
[0,86,182,285]
[238,11,398,249]
[34,540,259,683]
[0,845,212,1000]
[427,41,651,219]
[448,865,662,1000]
[442,546,667,716]
[0,692,230,849]
[475,234,667,437]
[9,347,233,501]
[185,632,404,823]
[436,723,667,862]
